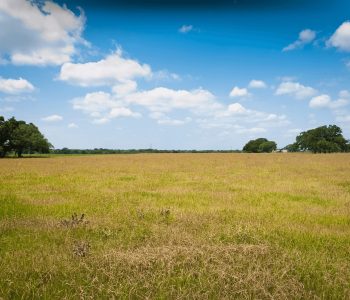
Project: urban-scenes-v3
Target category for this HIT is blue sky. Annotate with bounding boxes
[1,0,350,149]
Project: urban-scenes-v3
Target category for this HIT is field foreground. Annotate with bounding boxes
[1,153,350,299]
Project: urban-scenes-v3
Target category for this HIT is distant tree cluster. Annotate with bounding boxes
[0,116,52,157]
[243,138,277,153]
[285,125,350,153]
[52,148,242,155]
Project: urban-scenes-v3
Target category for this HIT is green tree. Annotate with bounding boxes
[259,141,277,153]
[0,116,18,157]
[0,116,52,157]
[293,125,348,153]
[243,138,277,153]
[284,143,299,152]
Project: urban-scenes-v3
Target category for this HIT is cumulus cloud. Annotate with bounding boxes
[283,29,316,52]
[236,127,267,134]
[309,94,349,109]
[71,83,289,132]
[157,117,192,126]
[309,94,331,108]
[59,49,151,88]
[68,122,78,128]
[210,102,289,130]
[152,70,181,82]
[248,80,267,89]
[124,87,219,114]
[42,114,63,122]
[275,81,317,99]
[72,91,140,124]
[227,103,247,114]
[229,86,249,98]
[327,21,350,52]
[0,77,34,94]
[0,0,86,65]
[339,90,350,98]
[179,25,194,33]
[112,80,138,95]
[335,113,350,123]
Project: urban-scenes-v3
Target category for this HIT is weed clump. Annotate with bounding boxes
[73,241,90,257]
[60,213,89,228]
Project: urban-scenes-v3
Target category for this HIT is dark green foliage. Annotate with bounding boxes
[243,138,277,153]
[291,125,349,153]
[284,143,300,152]
[259,141,277,153]
[0,116,52,157]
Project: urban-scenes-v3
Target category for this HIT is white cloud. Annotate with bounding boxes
[68,122,78,128]
[275,81,317,99]
[152,70,181,82]
[157,117,192,126]
[329,98,349,109]
[283,29,316,52]
[309,94,331,108]
[149,112,191,126]
[0,77,34,94]
[42,114,63,122]
[236,127,267,134]
[212,102,289,128]
[0,0,86,65]
[248,80,267,89]
[227,103,248,114]
[59,49,151,87]
[124,87,219,113]
[229,86,249,98]
[112,80,138,95]
[309,94,349,109]
[179,25,194,33]
[328,21,350,52]
[339,90,350,98]
[72,91,140,123]
[336,114,350,123]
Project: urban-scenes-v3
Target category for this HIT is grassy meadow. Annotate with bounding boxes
[1,153,350,299]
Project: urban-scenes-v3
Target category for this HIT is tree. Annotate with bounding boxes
[243,138,277,153]
[259,141,277,153]
[0,116,16,157]
[0,116,52,157]
[292,125,348,153]
[284,143,299,152]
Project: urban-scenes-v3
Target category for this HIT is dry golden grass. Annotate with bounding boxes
[1,153,350,299]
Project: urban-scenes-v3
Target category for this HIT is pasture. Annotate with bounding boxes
[1,153,350,299]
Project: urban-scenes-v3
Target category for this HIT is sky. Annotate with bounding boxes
[0,0,350,150]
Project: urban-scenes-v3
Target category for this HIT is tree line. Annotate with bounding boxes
[1,116,349,157]
[52,148,242,155]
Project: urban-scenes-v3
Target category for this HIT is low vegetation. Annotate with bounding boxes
[1,153,350,298]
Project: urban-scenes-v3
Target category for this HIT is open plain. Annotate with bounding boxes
[1,153,350,299]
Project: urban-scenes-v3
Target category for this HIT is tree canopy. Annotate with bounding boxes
[243,138,277,153]
[0,116,52,157]
[288,125,349,153]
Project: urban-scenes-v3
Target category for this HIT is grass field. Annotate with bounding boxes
[1,153,350,299]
